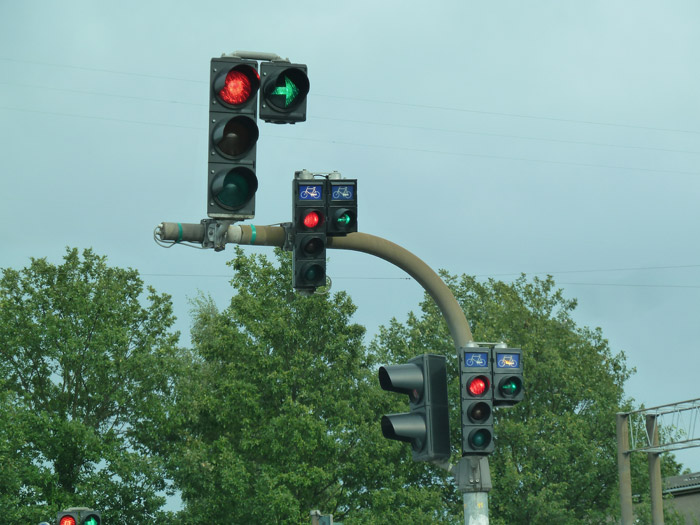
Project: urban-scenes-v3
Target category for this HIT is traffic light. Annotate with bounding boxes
[378,354,450,462]
[460,346,494,455]
[293,178,326,290]
[57,511,80,525]
[57,509,100,525]
[208,57,260,220]
[259,61,309,124]
[326,178,357,236]
[493,346,524,407]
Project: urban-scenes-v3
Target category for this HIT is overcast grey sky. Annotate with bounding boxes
[2,1,700,471]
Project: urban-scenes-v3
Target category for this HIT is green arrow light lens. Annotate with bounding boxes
[500,377,521,397]
[336,213,351,226]
[271,76,300,108]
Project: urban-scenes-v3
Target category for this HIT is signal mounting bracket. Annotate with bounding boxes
[223,50,290,63]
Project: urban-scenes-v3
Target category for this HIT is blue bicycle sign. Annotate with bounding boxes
[331,185,354,200]
[299,184,323,200]
[496,353,520,368]
[464,352,488,368]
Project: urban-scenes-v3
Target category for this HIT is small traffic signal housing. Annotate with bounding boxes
[57,509,101,525]
[326,178,357,236]
[259,61,309,124]
[292,178,326,291]
[460,346,495,455]
[208,57,260,220]
[378,354,450,462]
[492,346,524,407]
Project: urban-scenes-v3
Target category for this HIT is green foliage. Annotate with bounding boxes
[0,248,182,523]
[167,248,458,524]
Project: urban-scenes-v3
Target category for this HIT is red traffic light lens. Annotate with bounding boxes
[468,376,489,396]
[220,70,252,105]
[217,65,260,106]
[59,517,77,525]
[303,211,321,229]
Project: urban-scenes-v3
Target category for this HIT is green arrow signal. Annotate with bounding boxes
[271,76,300,107]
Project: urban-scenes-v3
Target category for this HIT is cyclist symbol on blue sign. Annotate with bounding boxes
[332,185,353,200]
[299,185,322,200]
[465,353,487,367]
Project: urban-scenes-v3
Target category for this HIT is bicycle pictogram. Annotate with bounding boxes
[300,185,321,199]
[498,355,516,368]
[465,354,487,367]
[332,186,352,199]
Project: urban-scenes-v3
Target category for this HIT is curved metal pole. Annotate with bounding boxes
[327,232,473,350]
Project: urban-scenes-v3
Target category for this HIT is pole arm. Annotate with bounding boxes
[157,222,473,349]
[327,232,473,349]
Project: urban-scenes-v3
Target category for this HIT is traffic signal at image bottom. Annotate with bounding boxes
[378,354,450,462]
[460,347,494,455]
[58,509,101,525]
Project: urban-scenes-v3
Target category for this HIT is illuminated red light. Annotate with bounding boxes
[303,211,321,229]
[219,70,252,105]
[468,376,489,396]
[59,517,77,525]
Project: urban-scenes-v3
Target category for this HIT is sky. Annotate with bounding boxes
[1,0,699,475]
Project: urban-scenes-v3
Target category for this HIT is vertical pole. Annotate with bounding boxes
[310,510,321,525]
[645,414,664,525]
[463,492,489,525]
[617,413,634,524]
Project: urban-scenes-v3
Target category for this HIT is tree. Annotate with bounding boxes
[166,248,458,524]
[0,248,182,523]
[372,273,683,523]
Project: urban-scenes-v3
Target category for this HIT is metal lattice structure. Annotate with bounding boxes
[625,397,700,454]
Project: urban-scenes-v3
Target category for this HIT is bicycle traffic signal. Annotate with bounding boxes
[292,176,326,291]
[460,346,494,455]
[57,509,101,525]
[259,61,309,124]
[327,178,357,236]
[378,354,450,462]
[493,346,524,407]
[208,57,260,220]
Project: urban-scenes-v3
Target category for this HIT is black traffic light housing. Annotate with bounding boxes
[292,177,327,291]
[208,57,260,220]
[57,509,101,525]
[493,346,524,406]
[378,354,450,462]
[460,346,495,455]
[326,178,357,236]
[259,61,309,124]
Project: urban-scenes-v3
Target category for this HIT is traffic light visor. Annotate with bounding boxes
[378,363,423,403]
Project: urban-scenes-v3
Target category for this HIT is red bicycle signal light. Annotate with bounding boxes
[215,64,260,107]
[467,375,490,396]
[59,517,77,525]
[302,210,322,229]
